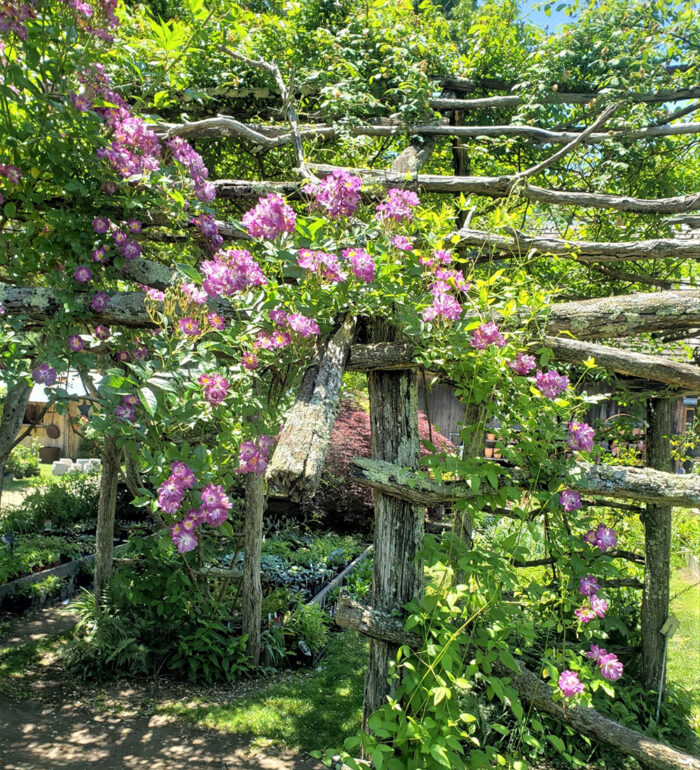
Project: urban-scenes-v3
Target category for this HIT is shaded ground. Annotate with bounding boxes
[0,604,329,770]
[0,698,325,770]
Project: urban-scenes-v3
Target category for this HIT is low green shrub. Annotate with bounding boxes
[64,534,251,683]
[6,442,39,479]
[284,602,330,656]
[0,534,90,584]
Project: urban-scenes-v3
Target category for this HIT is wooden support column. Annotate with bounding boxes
[363,318,423,729]
[94,436,119,602]
[242,469,265,667]
[0,381,32,507]
[641,397,673,693]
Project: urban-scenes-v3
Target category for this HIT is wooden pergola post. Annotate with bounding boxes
[363,318,423,727]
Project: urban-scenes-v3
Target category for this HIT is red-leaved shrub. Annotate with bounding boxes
[303,398,454,532]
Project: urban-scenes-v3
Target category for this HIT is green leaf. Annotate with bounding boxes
[176,262,202,284]
[430,743,451,767]
[138,387,157,417]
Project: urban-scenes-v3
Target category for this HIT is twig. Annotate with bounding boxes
[220,47,313,179]
[512,102,622,184]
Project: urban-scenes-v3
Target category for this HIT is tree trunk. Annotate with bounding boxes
[241,470,265,666]
[363,318,423,730]
[642,398,673,692]
[94,437,119,602]
[0,381,31,508]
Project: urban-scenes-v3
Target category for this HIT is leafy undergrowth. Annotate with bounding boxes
[155,630,367,752]
[667,569,700,741]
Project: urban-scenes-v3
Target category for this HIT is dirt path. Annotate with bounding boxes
[0,604,327,770]
[0,698,325,770]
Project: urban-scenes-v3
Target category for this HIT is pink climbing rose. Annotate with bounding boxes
[559,489,582,512]
[558,670,585,697]
[568,421,595,452]
[598,652,623,681]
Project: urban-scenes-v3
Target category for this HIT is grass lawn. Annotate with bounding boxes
[667,568,700,739]
[1,464,53,507]
[157,630,368,754]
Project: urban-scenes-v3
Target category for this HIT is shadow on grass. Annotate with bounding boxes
[157,630,368,753]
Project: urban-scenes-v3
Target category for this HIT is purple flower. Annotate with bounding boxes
[32,363,57,386]
[535,369,570,399]
[343,247,374,283]
[170,525,197,554]
[132,345,148,361]
[171,461,196,489]
[583,529,597,546]
[433,249,452,265]
[127,218,142,233]
[200,483,231,515]
[112,229,129,247]
[435,268,470,293]
[207,312,225,331]
[560,489,582,512]
[297,249,347,283]
[102,181,117,195]
[569,421,595,452]
[237,436,275,474]
[68,335,84,353]
[508,352,536,375]
[114,403,135,423]
[191,213,223,251]
[579,574,600,596]
[422,292,462,322]
[123,394,140,407]
[198,373,230,405]
[90,291,110,312]
[94,324,111,341]
[147,288,164,302]
[92,246,108,263]
[585,644,607,661]
[269,309,288,326]
[0,164,22,184]
[589,594,607,618]
[92,216,111,234]
[242,194,296,239]
[598,652,623,681]
[391,235,413,251]
[376,188,419,223]
[242,352,258,370]
[158,478,185,514]
[287,313,320,338]
[182,282,208,305]
[558,670,585,697]
[575,605,597,623]
[594,525,618,553]
[116,350,131,363]
[179,317,201,336]
[74,266,92,284]
[307,170,362,219]
[200,249,267,298]
[471,322,506,350]
[120,240,142,261]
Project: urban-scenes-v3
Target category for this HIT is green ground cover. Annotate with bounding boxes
[156,630,367,752]
[667,569,700,740]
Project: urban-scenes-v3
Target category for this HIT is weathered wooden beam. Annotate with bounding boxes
[266,316,356,501]
[347,341,417,372]
[543,336,700,392]
[337,597,700,770]
[352,457,700,509]
[309,163,700,215]
[335,595,421,648]
[363,318,423,729]
[496,660,700,770]
[568,462,700,508]
[157,118,700,148]
[429,85,700,112]
[456,227,700,264]
[544,290,700,339]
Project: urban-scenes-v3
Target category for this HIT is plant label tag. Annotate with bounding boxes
[660,615,680,638]
[299,640,311,656]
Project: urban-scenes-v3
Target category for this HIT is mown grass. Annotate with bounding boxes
[157,630,368,753]
[667,568,700,739]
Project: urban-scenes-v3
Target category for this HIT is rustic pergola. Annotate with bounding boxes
[3,62,700,770]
